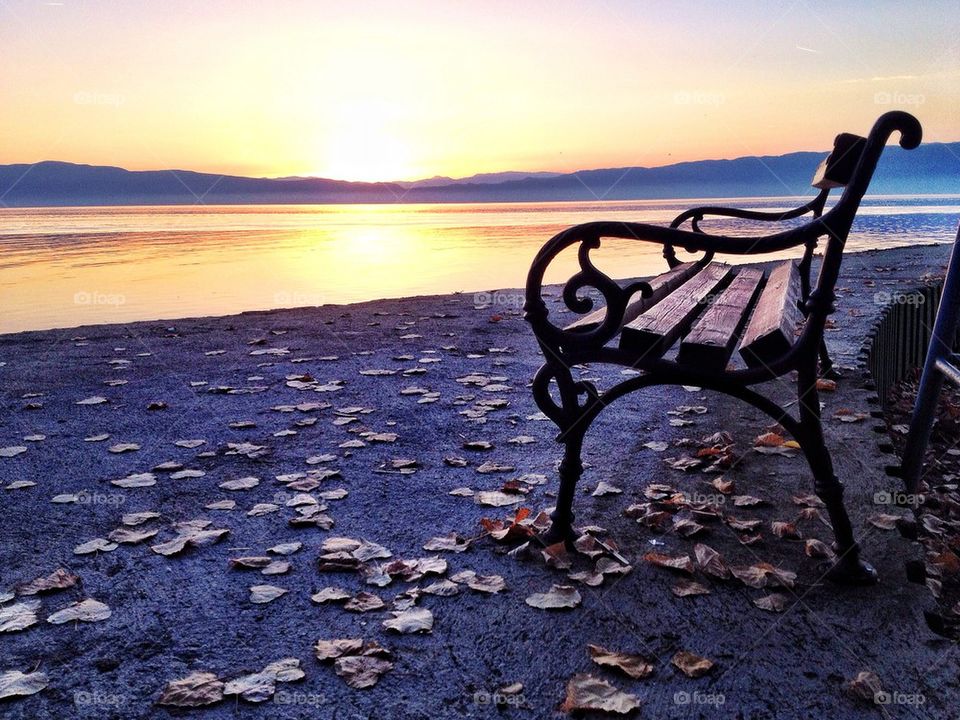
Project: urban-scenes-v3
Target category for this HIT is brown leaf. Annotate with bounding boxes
[671,580,711,597]
[0,600,40,632]
[867,513,901,530]
[157,671,224,707]
[344,592,385,613]
[249,585,287,604]
[47,598,111,624]
[728,565,769,589]
[422,533,471,553]
[560,674,642,714]
[314,638,365,661]
[311,587,351,604]
[0,670,48,699]
[754,432,785,447]
[671,650,714,678]
[587,644,654,679]
[525,584,581,610]
[771,521,801,540]
[846,670,884,704]
[693,543,730,579]
[710,476,735,494]
[804,539,835,559]
[382,607,433,634]
[334,655,394,689]
[642,552,694,574]
[16,568,79,595]
[753,593,790,612]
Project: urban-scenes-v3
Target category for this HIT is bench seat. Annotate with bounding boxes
[567,260,805,370]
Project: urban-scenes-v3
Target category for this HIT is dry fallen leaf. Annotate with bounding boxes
[422,532,471,553]
[693,543,730,580]
[0,670,48,699]
[249,585,288,604]
[671,650,714,678]
[223,658,304,703]
[0,600,40,632]
[157,671,225,707]
[345,592,385,613]
[771,521,802,540]
[382,607,434,634]
[643,552,694,575]
[47,598,111,624]
[315,638,364,661]
[801,538,832,560]
[587,644,654,679]
[867,514,901,530]
[592,481,623,497]
[560,674,641,715]
[525,584,581,610]
[17,568,79,595]
[671,579,711,597]
[334,655,394,689]
[753,593,790,613]
[311,587,351,604]
[846,670,884,704]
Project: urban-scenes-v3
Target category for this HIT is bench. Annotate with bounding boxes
[523,111,922,584]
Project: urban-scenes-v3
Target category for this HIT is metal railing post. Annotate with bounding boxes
[901,224,960,493]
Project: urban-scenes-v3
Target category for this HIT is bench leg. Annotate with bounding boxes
[542,435,583,546]
[798,366,878,585]
[818,339,841,380]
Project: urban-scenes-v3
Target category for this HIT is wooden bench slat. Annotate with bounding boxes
[619,262,732,358]
[738,260,804,367]
[677,267,765,370]
[564,262,699,333]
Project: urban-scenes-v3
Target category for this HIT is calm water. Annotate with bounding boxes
[1,196,958,333]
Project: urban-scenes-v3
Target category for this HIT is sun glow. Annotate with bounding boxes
[317,100,417,183]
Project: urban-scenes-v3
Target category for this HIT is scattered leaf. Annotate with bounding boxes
[671,650,714,678]
[560,674,641,715]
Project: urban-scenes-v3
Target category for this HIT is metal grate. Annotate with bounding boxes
[865,282,959,411]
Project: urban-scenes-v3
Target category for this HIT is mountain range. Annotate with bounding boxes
[1,142,957,207]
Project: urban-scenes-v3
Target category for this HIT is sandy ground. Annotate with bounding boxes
[0,243,958,720]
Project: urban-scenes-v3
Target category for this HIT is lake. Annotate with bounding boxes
[1,196,958,333]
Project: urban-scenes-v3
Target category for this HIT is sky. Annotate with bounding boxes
[1,0,958,182]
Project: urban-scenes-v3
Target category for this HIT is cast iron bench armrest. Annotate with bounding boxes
[669,193,828,233]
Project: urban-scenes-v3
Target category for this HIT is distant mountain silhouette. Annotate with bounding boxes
[0,143,956,207]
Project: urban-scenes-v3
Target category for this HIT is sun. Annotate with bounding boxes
[316,99,417,183]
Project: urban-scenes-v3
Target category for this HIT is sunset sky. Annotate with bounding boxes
[1,0,958,182]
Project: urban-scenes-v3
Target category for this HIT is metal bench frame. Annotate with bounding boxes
[523,111,922,584]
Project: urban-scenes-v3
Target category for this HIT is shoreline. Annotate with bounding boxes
[2,242,955,340]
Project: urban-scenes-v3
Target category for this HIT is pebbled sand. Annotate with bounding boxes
[0,243,956,719]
